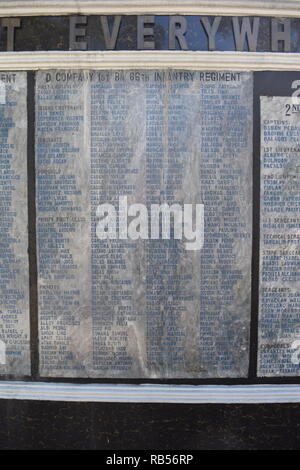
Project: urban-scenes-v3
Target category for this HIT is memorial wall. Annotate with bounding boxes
[0,15,300,382]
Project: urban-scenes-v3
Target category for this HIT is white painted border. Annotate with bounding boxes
[0,0,299,17]
[0,382,299,403]
[0,50,300,70]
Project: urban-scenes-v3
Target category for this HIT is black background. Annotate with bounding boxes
[2,16,300,53]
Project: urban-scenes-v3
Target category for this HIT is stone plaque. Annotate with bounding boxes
[0,72,30,376]
[259,96,300,376]
[36,70,252,378]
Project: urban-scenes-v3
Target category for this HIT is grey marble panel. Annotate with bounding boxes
[259,96,300,376]
[36,70,252,378]
[0,72,30,376]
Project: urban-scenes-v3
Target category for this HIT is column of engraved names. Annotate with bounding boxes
[145,74,200,377]
[90,72,144,376]
[199,73,252,376]
[36,72,91,376]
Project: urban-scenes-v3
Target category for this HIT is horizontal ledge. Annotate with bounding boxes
[0,382,300,403]
[0,50,300,71]
[0,1,299,17]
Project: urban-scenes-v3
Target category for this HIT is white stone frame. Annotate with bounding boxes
[1,50,300,71]
[0,382,300,403]
[0,0,299,18]
[0,0,300,403]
